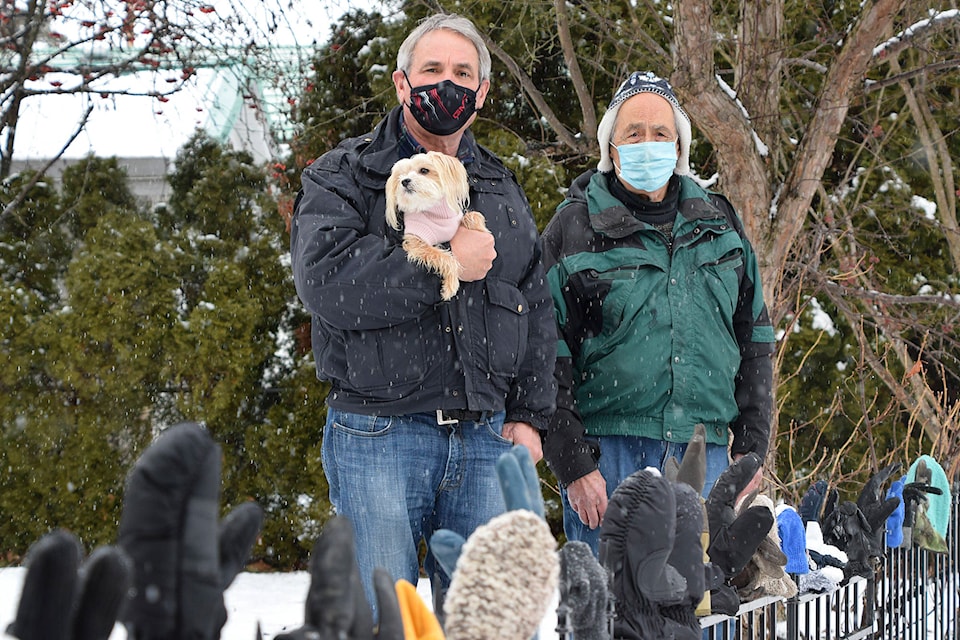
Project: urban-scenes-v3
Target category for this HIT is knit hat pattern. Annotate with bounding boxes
[597,71,692,176]
[443,509,559,640]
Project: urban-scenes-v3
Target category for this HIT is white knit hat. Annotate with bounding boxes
[597,71,692,175]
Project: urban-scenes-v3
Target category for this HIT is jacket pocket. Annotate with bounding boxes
[700,251,742,323]
[342,321,429,391]
[483,279,529,376]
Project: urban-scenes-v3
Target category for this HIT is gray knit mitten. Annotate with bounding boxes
[443,509,559,640]
[558,541,609,640]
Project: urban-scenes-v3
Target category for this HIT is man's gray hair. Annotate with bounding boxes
[396,13,491,82]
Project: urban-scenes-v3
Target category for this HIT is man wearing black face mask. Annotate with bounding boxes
[290,12,557,621]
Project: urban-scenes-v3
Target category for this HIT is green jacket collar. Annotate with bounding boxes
[560,170,724,239]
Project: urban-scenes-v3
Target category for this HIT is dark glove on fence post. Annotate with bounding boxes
[274,516,405,640]
[705,453,772,578]
[117,422,263,640]
[855,463,902,559]
[558,541,608,640]
[703,453,772,615]
[799,480,828,525]
[7,529,132,640]
[599,469,685,639]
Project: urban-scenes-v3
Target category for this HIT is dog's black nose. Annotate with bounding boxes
[401,178,412,189]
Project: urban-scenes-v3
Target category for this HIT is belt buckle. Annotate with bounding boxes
[436,409,459,425]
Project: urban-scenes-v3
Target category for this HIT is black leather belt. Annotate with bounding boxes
[435,409,489,424]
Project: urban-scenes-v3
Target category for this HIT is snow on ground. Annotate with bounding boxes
[0,567,560,639]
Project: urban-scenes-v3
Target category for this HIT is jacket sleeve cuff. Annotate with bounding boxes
[505,410,550,432]
[542,408,600,487]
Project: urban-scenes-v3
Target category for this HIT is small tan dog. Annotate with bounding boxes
[385,151,488,300]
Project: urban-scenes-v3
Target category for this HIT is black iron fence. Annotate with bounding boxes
[697,484,959,640]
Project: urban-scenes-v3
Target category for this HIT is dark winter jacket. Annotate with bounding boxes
[291,106,556,427]
[542,170,775,485]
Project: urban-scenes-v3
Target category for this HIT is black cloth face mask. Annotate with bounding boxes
[404,71,480,136]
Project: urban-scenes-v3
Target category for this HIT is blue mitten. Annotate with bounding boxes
[496,445,545,517]
[884,478,906,548]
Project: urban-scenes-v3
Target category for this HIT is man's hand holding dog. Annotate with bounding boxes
[450,223,496,281]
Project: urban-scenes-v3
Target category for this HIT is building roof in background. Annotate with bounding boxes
[13,46,307,166]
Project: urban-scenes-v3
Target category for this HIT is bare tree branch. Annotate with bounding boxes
[553,0,597,140]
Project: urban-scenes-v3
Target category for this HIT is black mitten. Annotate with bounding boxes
[558,541,609,640]
[855,463,901,558]
[704,453,773,579]
[8,529,132,640]
[798,480,828,525]
[118,422,263,640]
[659,482,705,640]
[275,517,405,640]
[600,470,684,639]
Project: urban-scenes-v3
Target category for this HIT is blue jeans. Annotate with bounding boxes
[562,435,730,556]
[322,407,511,618]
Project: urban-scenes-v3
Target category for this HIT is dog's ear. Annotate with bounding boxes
[384,168,402,230]
[429,151,470,214]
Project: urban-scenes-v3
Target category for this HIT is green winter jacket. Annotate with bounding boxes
[541,170,776,486]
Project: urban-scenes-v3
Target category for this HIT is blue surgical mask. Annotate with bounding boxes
[611,141,677,192]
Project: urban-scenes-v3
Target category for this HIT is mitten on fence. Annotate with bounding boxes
[599,469,682,638]
[704,453,772,579]
[659,482,706,640]
[855,462,901,558]
[900,460,942,548]
[117,422,263,640]
[884,478,906,548]
[730,494,795,601]
[443,510,558,640]
[798,480,828,525]
[274,516,407,640]
[558,541,608,640]
[7,529,131,640]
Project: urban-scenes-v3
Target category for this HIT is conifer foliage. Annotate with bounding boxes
[0,135,326,568]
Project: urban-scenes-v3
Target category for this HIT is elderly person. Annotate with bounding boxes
[542,71,775,554]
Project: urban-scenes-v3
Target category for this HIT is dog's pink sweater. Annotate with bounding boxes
[403,200,463,246]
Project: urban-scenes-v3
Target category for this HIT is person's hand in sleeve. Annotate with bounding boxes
[567,469,608,530]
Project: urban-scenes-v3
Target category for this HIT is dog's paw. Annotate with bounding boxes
[461,211,488,232]
[440,276,460,300]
